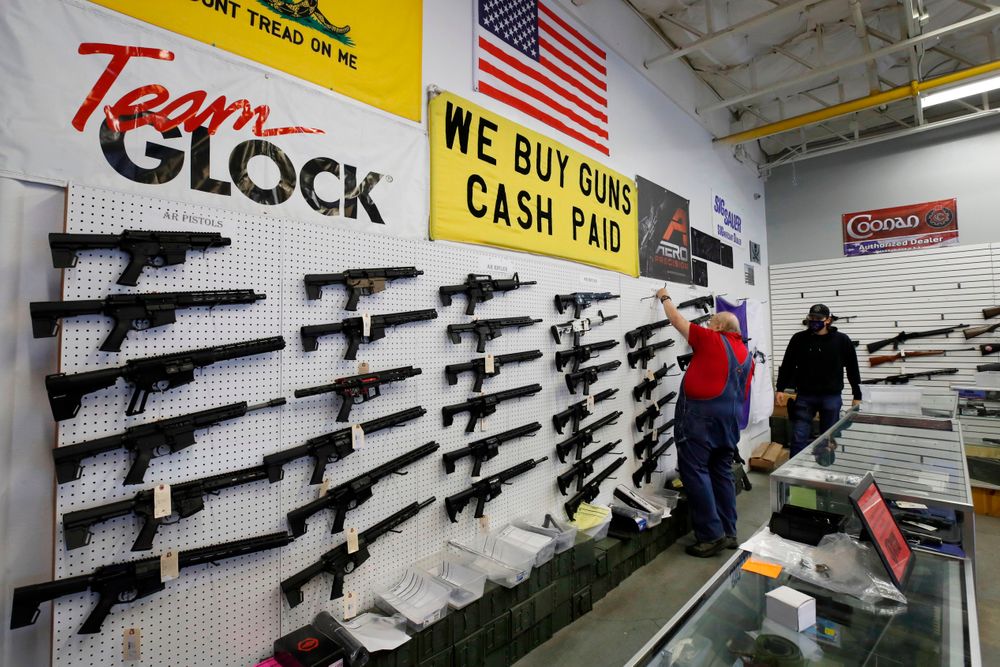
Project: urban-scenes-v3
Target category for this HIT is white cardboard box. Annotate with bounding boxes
[765,586,816,632]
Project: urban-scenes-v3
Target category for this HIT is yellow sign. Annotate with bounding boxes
[88,0,422,121]
[429,92,638,277]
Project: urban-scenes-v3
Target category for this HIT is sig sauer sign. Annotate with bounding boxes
[842,198,958,256]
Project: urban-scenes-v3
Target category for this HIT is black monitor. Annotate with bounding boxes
[849,473,914,590]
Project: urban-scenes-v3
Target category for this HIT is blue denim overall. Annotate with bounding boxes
[673,335,752,543]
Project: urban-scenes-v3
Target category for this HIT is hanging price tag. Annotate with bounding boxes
[343,591,358,620]
[645,369,655,382]
[484,354,495,374]
[586,395,595,411]
[153,483,171,519]
[345,527,360,554]
[319,479,330,497]
[358,361,370,374]
[123,628,141,661]
[479,515,490,534]
[361,312,372,338]
[160,549,179,582]
[352,424,365,449]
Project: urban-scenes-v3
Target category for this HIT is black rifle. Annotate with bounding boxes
[301,309,438,357]
[552,388,619,434]
[287,442,439,536]
[295,366,422,422]
[564,457,626,520]
[982,343,999,356]
[627,339,676,369]
[445,350,543,392]
[554,292,620,318]
[555,339,620,373]
[635,393,676,431]
[632,363,674,401]
[30,289,265,352]
[861,368,960,384]
[986,438,1000,445]
[565,360,621,395]
[632,439,676,488]
[11,531,290,634]
[303,266,423,309]
[53,397,284,485]
[557,441,620,495]
[550,310,618,346]
[49,229,232,287]
[45,336,285,420]
[281,499,433,607]
[831,314,858,323]
[624,319,671,348]
[965,322,1000,339]
[446,316,543,353]
[442,383,543,432]
[263,406,426,484]
[977,363,1000,372]
[62,465,269,552]
[677,352,694,371]
[677,295,714,313]
[555,411,623,462]
[439,273,537,315]
[634,423,674,460]
[443,422,542,476]
[866,324,969,353]
[445,457,548,522]
[691,314,712,326]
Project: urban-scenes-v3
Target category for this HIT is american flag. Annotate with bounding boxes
[475,0,609,156]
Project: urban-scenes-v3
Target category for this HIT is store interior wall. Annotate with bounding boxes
[765,114,1000,264]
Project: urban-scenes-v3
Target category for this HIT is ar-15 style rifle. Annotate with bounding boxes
[445,350,543,392]
[565,360,621,395]
[446,316,543,353]
[627,339,676,369]
[30,289,266,352]
[555,339,620,372]
[677,295,714,313]
[867,324,969,353]
[552,388,619,434]
[442,384,543,433]
[439,273,537,315]
[634,423,674,460]
[445,457,548,522]
[49,229,231,286]
[869,348,974,367]
[555,411,622,462]
[564,457,626,520]
[301,309,438,357]
[45,336,285,420]
[632,439,676,488]
[554,292,620,318]
[443,422,541,476]
[551,311,617,346]
[632,363,674,401]
[294,366,422,421]
[624,319,671,348]
[303,266,423,309]
[677,352,694,371]
[635,393,676,431]
[861,368,959,384]
[556,441,620,495]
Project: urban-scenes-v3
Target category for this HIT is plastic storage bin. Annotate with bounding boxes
[576,504,612,541]
[448,535,535,588]
[494,524,556,566]
[512,514,578,553]
[375,569,451,631]
[416,550,487,610]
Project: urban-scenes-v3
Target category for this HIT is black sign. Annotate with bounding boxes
[637,176,691,283]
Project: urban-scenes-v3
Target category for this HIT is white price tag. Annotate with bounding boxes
[479,515,491,534]
[586,395,596,411]
[345,527,360,554]
[484,354,495,374]
[153,483,171,519]
[123,628,141,661]
[343,591,358,620]
[351,424,366,449]
[361,312,372,338]
[358,361,370,374]
[160,549,179,582]
[645,369,655,382]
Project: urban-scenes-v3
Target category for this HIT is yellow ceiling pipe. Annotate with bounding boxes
[716,59,1000,145]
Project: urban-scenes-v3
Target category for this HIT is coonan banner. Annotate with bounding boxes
[429,92,638,276]
[88,0,422,120]
[0,0,426,238]
[842,198,958,256]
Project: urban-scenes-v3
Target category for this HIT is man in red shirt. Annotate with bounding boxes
[657,287,753,557]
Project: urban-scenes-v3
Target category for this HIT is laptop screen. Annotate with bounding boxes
[849,473,914,589]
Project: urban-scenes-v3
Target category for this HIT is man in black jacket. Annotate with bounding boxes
[776,304,862,456]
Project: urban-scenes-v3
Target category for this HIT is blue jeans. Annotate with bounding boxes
[790,394,843,457]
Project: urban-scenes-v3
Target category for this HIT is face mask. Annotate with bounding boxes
[807,320,825,332]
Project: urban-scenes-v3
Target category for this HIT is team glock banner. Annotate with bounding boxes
[88,0,423,120]
[637,176,691,284]
[429,91,638,276]
[0,0,426,238]
[842,198,958,256]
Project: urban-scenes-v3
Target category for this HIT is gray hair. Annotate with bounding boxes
[714,312,741,334]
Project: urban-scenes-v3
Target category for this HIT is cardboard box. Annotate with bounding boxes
[765,586,816,632]
[750,442,790,472]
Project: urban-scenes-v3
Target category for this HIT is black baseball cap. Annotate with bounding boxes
[808,304,831,318]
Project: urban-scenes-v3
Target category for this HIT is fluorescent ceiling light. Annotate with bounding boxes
[921,72,1000,108]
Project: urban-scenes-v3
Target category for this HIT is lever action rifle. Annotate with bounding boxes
[442,383,543,432]
[677,295,714,313]
[635,393,676,431]
[445,350,543,392]
[303,266,423,309]
[45,336,285,420]
[867,324,969,353]
[634,423,674,460]
[552,388,619,434]
[11,532,291,634]
[556,441,620,495]
[551,310,617,346]
[446,316,543,353]
[861,368,960,384]
[565,360,622,395]
[301,309,438,357]
[869,348,974,367]
[632,363,674,401]
[624,319,671,349]
[564,457,626,520]
[287,442,439,536]
[554,292,620,318]
[555,411,623,462]
[49,229,231,287]
[445,457,548,522]
[52,397,285,485]
[627,339,676,369]
[443,421,542,476]
[295,366,422,421]
[30,289,266,353]
[555,339,620,372]
[263,406,426,484]
[439,273,537,315]
[62,465,270,552]
[632,438,676,488]
[965,322,1000,339]
[281,499,433,607]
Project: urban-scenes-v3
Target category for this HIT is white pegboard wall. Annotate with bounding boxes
[50,184,762,666]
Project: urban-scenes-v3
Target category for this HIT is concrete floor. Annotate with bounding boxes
[515,472,999,667]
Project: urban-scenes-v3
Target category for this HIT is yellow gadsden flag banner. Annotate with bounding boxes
[88,0,422,120]
[430,92,638,276]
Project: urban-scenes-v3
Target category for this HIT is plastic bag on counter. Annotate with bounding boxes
[740,527,907,606]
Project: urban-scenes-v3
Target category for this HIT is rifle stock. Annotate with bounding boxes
[983,305,1000,319]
